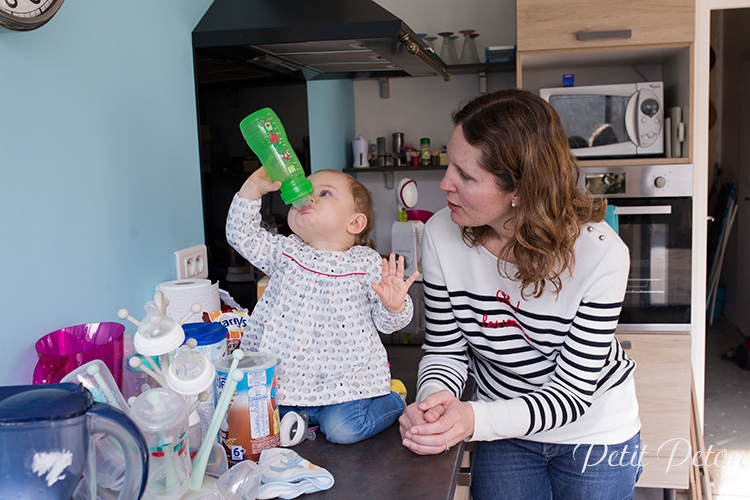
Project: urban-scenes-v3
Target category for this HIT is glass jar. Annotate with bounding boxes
[420,138,431,166]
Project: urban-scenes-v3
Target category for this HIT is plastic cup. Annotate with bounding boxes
[33,322,125,388]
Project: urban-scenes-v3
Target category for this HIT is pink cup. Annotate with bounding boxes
[33,322,125,388]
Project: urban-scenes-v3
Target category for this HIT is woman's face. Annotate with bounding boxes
[439,125,517,232]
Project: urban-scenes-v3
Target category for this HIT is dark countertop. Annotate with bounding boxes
[288,345,464,499]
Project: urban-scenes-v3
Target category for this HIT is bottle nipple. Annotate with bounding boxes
[292,195,312,210]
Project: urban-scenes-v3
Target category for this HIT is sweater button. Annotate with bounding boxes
[587,226,594,232]
[599,235,605,241]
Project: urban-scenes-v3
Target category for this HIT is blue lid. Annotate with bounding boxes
[0,383,93,423]
[183,322,228,346]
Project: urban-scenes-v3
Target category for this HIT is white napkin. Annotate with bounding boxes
[256,448,334,499]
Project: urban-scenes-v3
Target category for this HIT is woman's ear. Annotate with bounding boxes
[348,213,368,236]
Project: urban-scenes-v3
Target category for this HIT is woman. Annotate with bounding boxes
[398,89,641,499]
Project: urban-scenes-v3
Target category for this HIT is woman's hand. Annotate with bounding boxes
[238,167,281,200]
[399,390,475,455]
[371,252,419,314]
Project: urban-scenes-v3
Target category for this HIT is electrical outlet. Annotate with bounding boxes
[175,244,209,280]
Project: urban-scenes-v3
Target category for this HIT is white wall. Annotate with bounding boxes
[351,73,515,253]
[352,0,517,254]
[0,0,212,385]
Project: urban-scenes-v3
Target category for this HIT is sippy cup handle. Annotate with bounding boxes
[87,402,149,500]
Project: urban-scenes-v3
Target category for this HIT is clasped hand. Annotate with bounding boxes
[399,390,475,455]
[371,252,419,314]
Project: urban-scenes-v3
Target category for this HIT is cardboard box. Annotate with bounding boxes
[485,45,516,63]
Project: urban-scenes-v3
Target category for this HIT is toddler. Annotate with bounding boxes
[226,167,418,444]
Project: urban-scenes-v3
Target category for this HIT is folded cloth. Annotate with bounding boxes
[256,448,335,499]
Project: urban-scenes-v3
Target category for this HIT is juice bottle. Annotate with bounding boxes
[239,108,313,209]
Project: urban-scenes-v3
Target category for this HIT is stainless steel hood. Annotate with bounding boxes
[192,0,451,85]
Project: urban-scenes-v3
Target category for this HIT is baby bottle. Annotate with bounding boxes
[239,108,314,209]
[130,388,192,500]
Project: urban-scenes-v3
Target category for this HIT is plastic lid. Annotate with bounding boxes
[214,351,277,373]
[0,383,92,423]
[167,346,215,395]
[420,138,430,145]
[183,322,228,346]
[281,178,314,208]
[134,319,185,356]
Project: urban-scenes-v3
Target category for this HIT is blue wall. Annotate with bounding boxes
[307,80,356,172]
[0,0,213,384]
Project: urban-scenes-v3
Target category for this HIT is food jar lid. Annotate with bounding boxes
[0,383,93,423]
[420,137,430,145]
[183,322,228,346]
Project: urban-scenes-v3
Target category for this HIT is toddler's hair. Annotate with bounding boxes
[348,176,375,246]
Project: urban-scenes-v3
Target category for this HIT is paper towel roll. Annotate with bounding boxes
[156,279,220,323]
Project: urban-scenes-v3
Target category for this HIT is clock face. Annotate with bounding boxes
[0,0,65,31]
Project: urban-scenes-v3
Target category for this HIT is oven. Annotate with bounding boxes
[582,164,693,330]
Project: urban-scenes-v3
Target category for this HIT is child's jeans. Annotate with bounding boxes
[279,391,405,444]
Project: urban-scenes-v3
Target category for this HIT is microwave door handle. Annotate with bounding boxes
[613,205,672,216]
[624,92,640,146]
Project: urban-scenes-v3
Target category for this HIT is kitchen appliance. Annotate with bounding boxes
[0,382,148,500]
[192,0,450,84]
[352,135,369,168]
[540,82,664,158]
[582,163,693,330]
[392,132,404,166]
[385,178,425,344]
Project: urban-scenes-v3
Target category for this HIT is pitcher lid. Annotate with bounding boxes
[0,383,93,424]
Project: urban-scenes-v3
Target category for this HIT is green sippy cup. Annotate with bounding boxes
[239,108,314,209]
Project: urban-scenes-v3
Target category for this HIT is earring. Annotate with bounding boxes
[511,201,516,208]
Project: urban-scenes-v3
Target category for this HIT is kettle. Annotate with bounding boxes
[0,383,149,500]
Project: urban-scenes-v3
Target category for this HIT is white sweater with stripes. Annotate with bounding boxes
[417,207,641,445]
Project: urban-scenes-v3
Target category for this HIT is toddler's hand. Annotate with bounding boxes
[238,167,281,200]
[371,252,419,314]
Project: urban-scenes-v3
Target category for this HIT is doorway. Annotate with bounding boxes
[193,55,311,311]
[701,8,750,498]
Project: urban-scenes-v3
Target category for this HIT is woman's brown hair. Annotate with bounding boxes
[452,88,606,298]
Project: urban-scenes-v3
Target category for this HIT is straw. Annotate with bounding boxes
[86,363,119,409]
[128,356,167,387]
[190,349,245,490]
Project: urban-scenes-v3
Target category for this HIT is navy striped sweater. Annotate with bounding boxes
[416,208,640,445]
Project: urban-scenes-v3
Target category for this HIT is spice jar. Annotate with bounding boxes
[420,138,431,166]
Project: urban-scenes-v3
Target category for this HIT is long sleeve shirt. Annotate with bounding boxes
[226,194,413,406]
[416,207,640,445]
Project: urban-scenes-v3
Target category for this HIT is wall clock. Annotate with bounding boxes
[0,0,65,31]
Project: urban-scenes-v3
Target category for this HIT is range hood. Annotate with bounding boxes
[192,0,451,85]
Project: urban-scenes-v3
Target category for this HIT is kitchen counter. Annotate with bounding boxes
[291,344,464,499]
[187,346,464,499]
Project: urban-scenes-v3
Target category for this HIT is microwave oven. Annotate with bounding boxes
[540,82,664,158]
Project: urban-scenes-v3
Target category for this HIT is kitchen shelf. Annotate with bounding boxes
[343,166,446,173]
[344,165,446,189]
[444,61,515,75]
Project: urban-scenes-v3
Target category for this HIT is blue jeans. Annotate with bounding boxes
[279,391,405,445]
[471,432,642,500]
